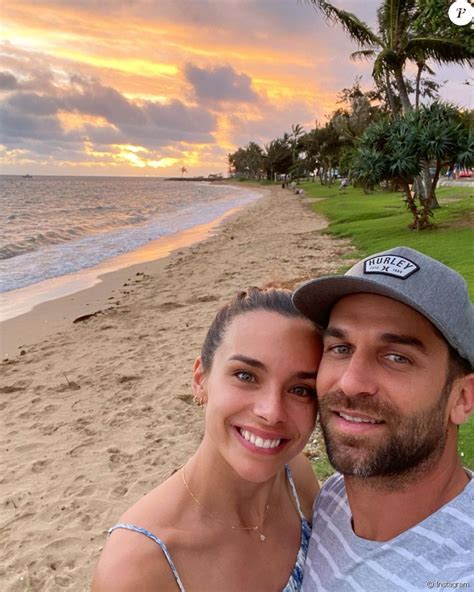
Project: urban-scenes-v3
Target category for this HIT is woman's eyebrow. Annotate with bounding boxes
[228,355,317,379]
[228,354,266,370]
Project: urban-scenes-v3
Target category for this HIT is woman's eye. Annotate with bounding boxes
[235,371,255,383]
[290,385,316,398]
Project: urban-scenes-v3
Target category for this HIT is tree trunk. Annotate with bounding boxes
[401,180,421,229]
[385,71,399,117]
[425,161,441,211]
[414,62,424,110]
[393,68,412,114]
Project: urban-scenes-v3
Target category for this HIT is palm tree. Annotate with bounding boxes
[304,0,473,114]
[290,123,305,163]
[181,166,188,178]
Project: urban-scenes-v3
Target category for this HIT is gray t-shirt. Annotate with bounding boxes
[302,472,473,591]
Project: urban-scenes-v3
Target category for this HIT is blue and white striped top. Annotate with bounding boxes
[109,465,311,591]
[302,471,474,591]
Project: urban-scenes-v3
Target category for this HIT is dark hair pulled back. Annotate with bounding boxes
[200,286,316,372]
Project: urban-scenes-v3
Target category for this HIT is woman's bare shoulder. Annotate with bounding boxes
[92,475,185,592]
[288,453,320,519]
[91,525,180,592]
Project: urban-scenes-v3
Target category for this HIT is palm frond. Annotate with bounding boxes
[304,0,381,47]
[406,37,474,65]
[351,49,377,61]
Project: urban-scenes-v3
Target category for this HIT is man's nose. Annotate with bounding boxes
[338,352,378,398]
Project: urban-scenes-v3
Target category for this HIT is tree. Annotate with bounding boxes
[263,137,293,179]
[304,0,473,115]
[351,102,473,229]
[228,142,265,179]
[290,123,305,163]
[181,166,188,177]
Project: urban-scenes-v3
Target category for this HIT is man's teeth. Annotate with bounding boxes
[239,428,281,449]
[339,412,382,425]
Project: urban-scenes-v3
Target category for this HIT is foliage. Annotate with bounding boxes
[304,0,473,115]
[228,142,265,179]
[351,102,472,228]
[263,136,294,179]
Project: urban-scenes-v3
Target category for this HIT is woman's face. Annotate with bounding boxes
[193,310,322,482]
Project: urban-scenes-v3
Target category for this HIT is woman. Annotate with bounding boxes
[92,288,322,591]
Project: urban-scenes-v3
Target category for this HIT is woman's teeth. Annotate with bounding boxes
[339,412,382,425]
[239,428,281,449]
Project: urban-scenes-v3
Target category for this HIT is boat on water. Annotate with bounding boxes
[22,174,33,178]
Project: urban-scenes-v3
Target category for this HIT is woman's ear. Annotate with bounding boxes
[192,356,208,405]
[449,373,474,426]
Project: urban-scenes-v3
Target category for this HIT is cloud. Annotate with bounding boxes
[0,72,18,90]
[0,62,217,158]
[184,64,259,104]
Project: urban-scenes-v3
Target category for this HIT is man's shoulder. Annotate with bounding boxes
[319,472,344,495]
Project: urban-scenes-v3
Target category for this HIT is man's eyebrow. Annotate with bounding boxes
[228,355,266,370]
[323,327,427,353]
[323,327,346,339]
[380,333,427,353]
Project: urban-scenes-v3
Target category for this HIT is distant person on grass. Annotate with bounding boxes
[293,246,474,590]
[92,288,322,591]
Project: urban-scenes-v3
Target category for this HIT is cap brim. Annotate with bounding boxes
[292,275,416,327]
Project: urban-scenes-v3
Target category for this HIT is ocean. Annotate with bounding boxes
[0,176,261,309]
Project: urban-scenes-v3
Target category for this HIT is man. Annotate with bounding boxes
[293,246,474,591]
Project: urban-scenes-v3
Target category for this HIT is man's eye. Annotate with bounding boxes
[326,344,351,355]
[235,371,255,382]
[290,385,316,398]
[385,353,411,364]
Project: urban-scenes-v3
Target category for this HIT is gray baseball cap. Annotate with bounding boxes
[293,246,474,369]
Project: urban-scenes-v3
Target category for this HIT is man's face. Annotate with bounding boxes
[316,293,454,478]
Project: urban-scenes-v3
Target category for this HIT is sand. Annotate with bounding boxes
[0,184,354,591]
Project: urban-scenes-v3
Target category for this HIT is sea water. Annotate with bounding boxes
[0,176,261,295]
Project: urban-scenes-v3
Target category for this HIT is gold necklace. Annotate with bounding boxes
[181,465,270,542]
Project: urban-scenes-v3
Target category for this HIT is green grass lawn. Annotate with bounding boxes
[299,181,474,476]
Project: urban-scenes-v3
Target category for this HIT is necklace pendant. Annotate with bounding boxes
[259,533,266,542]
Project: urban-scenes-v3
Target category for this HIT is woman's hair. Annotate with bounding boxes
[200,286,317,372]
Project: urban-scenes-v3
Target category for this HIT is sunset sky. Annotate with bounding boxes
[0,0,471,177]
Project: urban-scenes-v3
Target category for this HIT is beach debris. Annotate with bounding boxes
[0,384,26,393]
[62,373,81,391]
[176,394,194,405]
[118,375,140,384]
[72,310,102,323]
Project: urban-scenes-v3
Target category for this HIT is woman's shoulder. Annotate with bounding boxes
[91,523,180,592]
[92,474,185,592]
[287,454,320,520]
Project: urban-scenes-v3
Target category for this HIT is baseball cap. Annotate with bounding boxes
[293,246,474,369]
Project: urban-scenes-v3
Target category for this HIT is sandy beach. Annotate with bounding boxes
[0,184,354,591]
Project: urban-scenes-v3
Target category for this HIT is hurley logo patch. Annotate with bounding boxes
[364,255,419,279]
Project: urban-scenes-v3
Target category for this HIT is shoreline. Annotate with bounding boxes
[0,183,355,591]
[0,203,250,356]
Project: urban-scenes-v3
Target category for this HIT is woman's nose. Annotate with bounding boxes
[253,386,287,424]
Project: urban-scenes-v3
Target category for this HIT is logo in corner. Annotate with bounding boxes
[448,0,473,25]
[364,255,419,279]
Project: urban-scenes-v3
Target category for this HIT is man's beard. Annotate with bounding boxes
[319,383,451,480]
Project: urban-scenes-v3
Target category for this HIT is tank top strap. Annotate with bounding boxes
[285,464,306,521]
[108,523,185,592]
